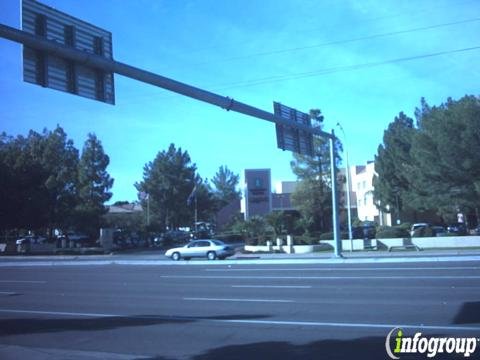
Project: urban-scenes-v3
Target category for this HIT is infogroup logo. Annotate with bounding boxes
[385,328,478,359]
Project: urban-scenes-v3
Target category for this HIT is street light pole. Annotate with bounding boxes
[336,123,353,251]
[330,131,342,258]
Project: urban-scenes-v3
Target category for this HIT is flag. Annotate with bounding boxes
[187,185,197,206]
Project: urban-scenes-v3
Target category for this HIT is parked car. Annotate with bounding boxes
[352,223,376,239]
[165,239,235,261]
[16,235,48,253]
[410,223,430,237]
[431,226,447,237]
[157,230,191,245]
[58,232,91,247]
[16,235,47,245]
[447,223,467,236]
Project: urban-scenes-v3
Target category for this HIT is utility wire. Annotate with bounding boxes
[118,45,479,106]
[211,45,480,91]
[190,17,480,66]
[184,0,477,55]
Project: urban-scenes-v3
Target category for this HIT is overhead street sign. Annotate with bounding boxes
[21,0,115,104]
[273,102,314,157]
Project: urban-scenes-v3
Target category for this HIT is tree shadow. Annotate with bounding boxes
[0,314,270,336]
[453,301,480,324]
[143,335,475,360]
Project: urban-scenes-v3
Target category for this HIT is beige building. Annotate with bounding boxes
[348,161,392,225]
[241,162,392,226]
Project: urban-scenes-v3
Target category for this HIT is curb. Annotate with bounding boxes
[1,254,480,267]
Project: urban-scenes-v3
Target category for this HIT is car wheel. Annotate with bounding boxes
[207,251,217,260]
[171,252,181,261]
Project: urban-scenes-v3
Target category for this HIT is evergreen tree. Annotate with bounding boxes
[0,128,79,233]
[290,109,341,233]
[373,112,415,219]
[192,176,217,223]
[135,143,197,231]
[76,133,114,236]
[211,165,241,207]
[33,126,79,233]
[408,95,480,221]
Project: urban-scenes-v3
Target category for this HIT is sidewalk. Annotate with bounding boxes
[1,248,480,266]
[238,248,480,259]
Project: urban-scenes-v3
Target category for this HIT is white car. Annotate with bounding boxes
[410,223,429,236]
[165,239,235,261]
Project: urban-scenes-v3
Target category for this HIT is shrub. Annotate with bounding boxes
[397,222,412,232]
[319,231,350,240]
[213,233,244,243]
[376,226,410,239]
[295,235,319,245]
[413,226,435,238]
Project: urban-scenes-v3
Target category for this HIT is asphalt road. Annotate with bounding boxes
[0,261,479,359]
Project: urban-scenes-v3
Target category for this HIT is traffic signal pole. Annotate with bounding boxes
[0,22,343,258]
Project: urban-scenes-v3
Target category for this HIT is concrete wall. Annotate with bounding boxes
[245,236,480,253]
[323,236,480,251]
[244,244,328,254]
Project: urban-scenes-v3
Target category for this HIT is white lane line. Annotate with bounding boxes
[0,292,17,295]
[184,297,293,303]
[0,280,46,283]
[0,308,117,317]
[232,285,312,289]
[162,275,480,280]
[219,319,480,332]
[206,266,480,272]
[0,308,478,332]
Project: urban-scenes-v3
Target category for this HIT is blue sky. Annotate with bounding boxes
[1,0,479,204]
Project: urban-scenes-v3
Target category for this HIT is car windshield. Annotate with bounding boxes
[212,240,225,246]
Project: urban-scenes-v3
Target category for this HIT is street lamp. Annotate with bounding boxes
[336,123,353,251]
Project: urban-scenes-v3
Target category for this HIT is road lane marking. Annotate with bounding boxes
[183,297,293,303]
[219,319,480,332]
[0,292,17,296]
[1,256,480,267]
[206,266,480,271]
[0,308,116,317]
[0,308,478,332]
[0,280,46,283]
[231,285,312,289]
[161,275,480,280]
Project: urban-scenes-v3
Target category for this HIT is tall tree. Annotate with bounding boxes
[135,143,197,231]
[0,128,79,233]
[37,126,79,233]
[373,111,415,219]
[211,165,241,207]
[407,95,480,221]
[290,109,341,233]
[191,176,217,223]
[0,133,35,230]
[76,133,114,237]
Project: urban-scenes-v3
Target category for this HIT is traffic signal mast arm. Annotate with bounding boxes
[0,23,331,139]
